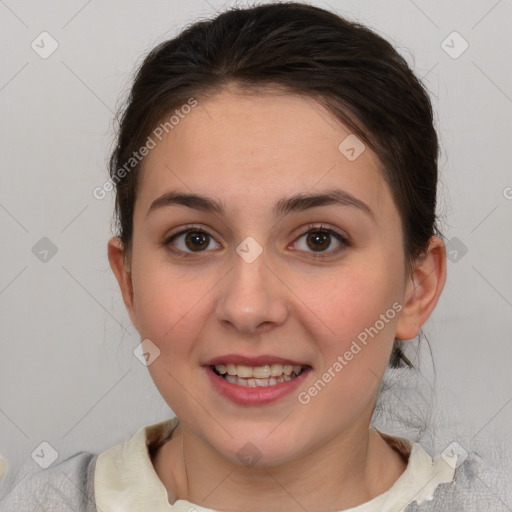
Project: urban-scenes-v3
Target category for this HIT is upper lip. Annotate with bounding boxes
[204,354,311,367]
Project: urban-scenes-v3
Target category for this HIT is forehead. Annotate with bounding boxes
[137,88,392,220]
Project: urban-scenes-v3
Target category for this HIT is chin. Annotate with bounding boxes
[207,428,306,469]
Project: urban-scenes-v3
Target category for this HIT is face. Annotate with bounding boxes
[110,88,437,467]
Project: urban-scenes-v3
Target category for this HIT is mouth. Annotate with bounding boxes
[210,363,309,387]
[204,358,313,405]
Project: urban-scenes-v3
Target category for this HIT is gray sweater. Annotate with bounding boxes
[1,446,511,511]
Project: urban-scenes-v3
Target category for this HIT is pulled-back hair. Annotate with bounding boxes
[109,1,442,368]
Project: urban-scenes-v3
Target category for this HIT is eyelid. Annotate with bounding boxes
[290,223,350,257]
[163,223,350,257]
[164,223,214,240]
[163,224,220,254]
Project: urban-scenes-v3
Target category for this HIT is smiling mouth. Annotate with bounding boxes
[210,363,308,387]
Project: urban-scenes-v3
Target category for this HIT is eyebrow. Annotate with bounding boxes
[146,188,375,221]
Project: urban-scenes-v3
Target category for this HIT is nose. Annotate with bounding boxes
[215,247,288,335]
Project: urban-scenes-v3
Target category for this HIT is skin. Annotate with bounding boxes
[108,86,446,512]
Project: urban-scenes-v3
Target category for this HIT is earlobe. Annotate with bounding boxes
[107,236,139,331]
[395,236,447,341]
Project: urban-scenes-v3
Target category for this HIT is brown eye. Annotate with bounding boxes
[184,231,210,251]
[293,225,349,257]
[165,227,220,254]
[306,231,331,251]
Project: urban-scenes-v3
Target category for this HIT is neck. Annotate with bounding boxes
[152,421,408,512]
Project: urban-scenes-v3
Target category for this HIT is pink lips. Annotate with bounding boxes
[204,364,312,405]
[203,353,310,367]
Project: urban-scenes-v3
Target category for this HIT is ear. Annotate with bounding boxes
[108,236,139,331]
[395,235,447,341]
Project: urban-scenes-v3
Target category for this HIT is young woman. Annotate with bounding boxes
[1,2,510,511]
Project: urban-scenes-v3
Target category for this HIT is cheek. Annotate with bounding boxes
[297,261,399,336]
[130,248,195,340]
[292,262,400,383]
[130,257,217,414]
[293,273,399,424]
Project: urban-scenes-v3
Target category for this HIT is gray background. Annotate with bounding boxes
[1,0,511,474]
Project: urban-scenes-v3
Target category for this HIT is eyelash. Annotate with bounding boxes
[163,223,350,259]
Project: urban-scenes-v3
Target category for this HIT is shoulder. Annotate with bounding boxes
[0,451,98,512]
[405,450,512,511]
[0,418,178,512]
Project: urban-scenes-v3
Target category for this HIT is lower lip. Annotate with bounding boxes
[204,366,312,405]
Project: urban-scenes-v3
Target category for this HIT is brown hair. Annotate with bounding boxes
[108,1,441,368]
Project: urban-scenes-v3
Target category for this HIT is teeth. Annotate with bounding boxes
[215,363,304,379]
[254,365,270,378]
[224,374,295,387]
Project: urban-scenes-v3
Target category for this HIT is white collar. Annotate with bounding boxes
[94,418,456,512]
